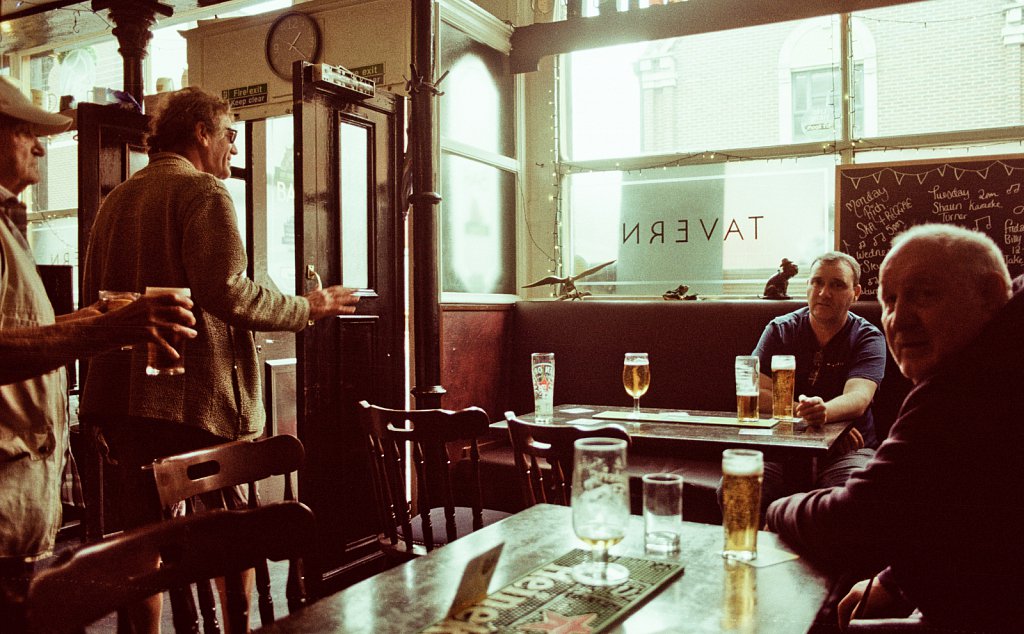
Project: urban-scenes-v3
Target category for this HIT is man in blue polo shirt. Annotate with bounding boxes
[749,251,886,513]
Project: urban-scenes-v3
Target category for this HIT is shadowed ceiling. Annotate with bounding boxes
[0,1,235,54]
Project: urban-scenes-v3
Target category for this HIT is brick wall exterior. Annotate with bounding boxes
[634,0,1021,154]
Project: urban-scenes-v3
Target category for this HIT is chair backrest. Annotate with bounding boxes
[357,400,492,555]
[149,434,305,508]
[27,502,315,634]
[504,412,631,507]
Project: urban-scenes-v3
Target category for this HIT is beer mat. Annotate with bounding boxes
[420,549,684,634]
[566,418,605,426]
[738,428,773,436]
[740,547,799,568]
[594,411,778,428]
[561,407,595,414]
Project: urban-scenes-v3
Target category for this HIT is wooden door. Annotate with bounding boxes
[293,64,406,586]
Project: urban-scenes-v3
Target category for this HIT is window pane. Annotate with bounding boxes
[224,176,248,253]
[567,155,836,296]
[149,23,191,96]
[439,22,514,157]
[855,0,1020,135]
[339,121,369,289]
[441,153,515,294]
[567,17,840,160]
[27,131,78,213]
[266,116,296,293]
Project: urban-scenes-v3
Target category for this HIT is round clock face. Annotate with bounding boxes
[265,12,322,80]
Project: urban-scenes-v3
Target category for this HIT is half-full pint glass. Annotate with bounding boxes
[734,356,760,422]
[771,355,796,420]
[531,352,555,422]
[145,286,190,376]
[721,449,763,561]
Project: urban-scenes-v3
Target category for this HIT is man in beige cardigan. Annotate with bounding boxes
[80,86,359,632]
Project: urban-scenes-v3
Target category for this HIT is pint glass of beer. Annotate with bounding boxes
[531,352,555,422]
[771,355,796,420]
[721,448,763,561]
[144,286,191,376]
[734,356,760,422]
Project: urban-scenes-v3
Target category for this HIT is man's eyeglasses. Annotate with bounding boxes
[223,128,238,144]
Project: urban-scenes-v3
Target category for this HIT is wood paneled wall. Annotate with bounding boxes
[439,304,514,421]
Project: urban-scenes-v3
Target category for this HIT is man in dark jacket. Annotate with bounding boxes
[766,224,1022,631]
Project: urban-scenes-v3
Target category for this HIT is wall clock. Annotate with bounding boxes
[265,12,323,81]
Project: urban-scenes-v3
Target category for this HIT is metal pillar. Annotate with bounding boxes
[408,0,446,409]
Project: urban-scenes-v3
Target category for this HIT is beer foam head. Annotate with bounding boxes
[771,355,795,371]
[722,450,763,476]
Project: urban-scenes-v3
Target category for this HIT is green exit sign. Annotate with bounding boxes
[222,83,268,109]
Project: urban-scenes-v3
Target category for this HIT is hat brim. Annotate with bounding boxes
[5,102,72,136]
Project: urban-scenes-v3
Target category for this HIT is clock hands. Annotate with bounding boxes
[286,31,309,60]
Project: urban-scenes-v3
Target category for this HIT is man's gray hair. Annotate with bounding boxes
[811,251,862,286]
[146,87,231,155]
[890,224,1011,291]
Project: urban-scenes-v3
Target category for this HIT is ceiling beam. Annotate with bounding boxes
[510,0,930,73]
[0,0,82,23]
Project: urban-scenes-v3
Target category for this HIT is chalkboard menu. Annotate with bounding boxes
[837,155,1024,296]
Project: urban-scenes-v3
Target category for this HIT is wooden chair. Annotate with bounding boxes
[357,400,511,562]
[148,434,306,633]
[504,411,631,507]
[26,502,315,634]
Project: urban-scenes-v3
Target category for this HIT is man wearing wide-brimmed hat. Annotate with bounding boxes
[0,76,197,631]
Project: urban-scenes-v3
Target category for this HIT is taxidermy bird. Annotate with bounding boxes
[522,260,616,301]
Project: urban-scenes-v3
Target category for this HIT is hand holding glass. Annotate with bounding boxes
[571,437,630,586]
[145,286,191,376]
[623,352,650,418]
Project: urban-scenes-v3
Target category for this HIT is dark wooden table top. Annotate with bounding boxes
[493,404,854,461]
[256,504,831,633]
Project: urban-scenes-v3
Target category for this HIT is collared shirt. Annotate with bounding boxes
[753,306,886,448]
[0,185,28,246]
[0,202,67,559]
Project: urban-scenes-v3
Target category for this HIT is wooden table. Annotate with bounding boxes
[256,504,832,633]
[495,404,855,477]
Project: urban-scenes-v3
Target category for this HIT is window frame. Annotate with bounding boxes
[438,0,522,304]
[544,5,1024,299]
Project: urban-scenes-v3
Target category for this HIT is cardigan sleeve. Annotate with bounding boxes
[179,181,310,332]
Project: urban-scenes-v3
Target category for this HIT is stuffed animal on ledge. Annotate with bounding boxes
[662,284,696,300]
[762,258,799,300]
[522,259,616,301]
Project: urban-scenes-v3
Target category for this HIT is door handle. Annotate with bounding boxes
[305,265,322,325]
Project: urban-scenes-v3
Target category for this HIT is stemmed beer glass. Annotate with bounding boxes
[571,437,631,586]
[622,352,650,419]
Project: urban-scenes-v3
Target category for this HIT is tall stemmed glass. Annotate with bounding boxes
[623,352,650,419]
[571,437,631,586]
